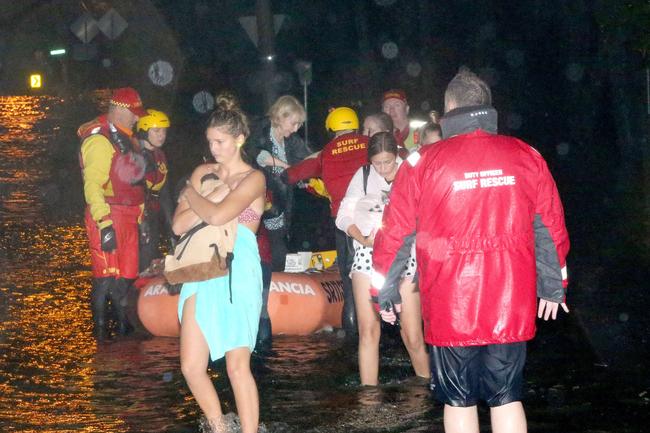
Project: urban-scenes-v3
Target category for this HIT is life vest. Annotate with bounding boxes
[143,147,168,212]
[78,116,146,206]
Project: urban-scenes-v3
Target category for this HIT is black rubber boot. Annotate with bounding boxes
[111,278,134,335]
[90,277,113,339]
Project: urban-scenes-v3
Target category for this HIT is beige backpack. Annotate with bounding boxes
[163,174,238,288]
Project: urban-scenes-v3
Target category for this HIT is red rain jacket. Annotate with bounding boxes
[372,129,569,346]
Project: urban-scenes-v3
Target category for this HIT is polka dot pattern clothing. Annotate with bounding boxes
[351,243,416,280]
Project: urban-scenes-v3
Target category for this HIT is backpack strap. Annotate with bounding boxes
[175,222,209,260]
[362,164,371,195]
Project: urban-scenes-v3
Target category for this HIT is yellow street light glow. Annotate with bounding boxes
[30,74,42,89]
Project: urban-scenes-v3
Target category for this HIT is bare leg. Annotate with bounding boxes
[444,405,480,433]
[180,295,223,427]
[398,278,430,379]
[352,272,381,386]
[225,347,259,433]
[490,401,527,433]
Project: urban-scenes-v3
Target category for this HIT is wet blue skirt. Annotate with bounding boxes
[178,225,262,361]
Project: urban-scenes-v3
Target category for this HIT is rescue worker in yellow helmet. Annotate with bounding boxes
[136,109,174,272]
[285,106,369,334]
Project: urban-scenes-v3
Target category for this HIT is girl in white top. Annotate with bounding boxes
[336,131,429,386]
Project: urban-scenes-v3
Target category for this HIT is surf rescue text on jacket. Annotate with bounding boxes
[371,116,569,347]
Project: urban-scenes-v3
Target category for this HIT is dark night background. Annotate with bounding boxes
[1,0,650,376]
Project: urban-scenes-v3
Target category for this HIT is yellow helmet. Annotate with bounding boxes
[136,109,170,132]
[325,107,359,132]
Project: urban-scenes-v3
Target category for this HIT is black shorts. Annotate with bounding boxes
[430,342,526,407]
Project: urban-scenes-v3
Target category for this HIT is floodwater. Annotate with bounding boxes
[0,95,648,433]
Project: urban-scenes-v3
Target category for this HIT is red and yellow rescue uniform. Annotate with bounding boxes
[286,132,369,217]
[143,147,168,212]
[78,115,145,280]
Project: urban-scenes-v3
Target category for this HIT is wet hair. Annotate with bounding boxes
[207,91,250,139]
[364,112,393,134]
[444,66,492,110]
[367,131,399,160]
[268,95,306,127]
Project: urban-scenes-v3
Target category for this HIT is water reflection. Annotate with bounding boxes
[0,95,647,433]
[0,96,62,224]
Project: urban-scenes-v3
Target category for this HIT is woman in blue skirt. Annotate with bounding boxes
[172,92,266,433]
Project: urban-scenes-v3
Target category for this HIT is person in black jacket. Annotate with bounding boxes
[247,95,312,271]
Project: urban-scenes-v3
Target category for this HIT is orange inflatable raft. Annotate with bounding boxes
[133,269,344,337]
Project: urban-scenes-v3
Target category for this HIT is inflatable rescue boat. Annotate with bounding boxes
[133,252,343,337]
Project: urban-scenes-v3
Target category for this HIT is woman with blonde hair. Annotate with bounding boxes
[173,92,266,433]
[247,95,312,271]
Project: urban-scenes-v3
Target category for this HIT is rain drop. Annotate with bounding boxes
[565,63,584,82]
[619,312,629,322]
[148,60,174,87]
[506,49,525,68]
[556,142,570,156]
[272,71,293,93]
[192,91,215,114]
[478,23,496,41]
[102,58,112,68]
[162,371,173,382]
[381,42,399,60]
[302,241,311,249]
[420,101,431,111]
[406,61,422,77]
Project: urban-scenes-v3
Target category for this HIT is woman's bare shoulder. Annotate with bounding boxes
[231,168,265,193]
[247,168,266,183]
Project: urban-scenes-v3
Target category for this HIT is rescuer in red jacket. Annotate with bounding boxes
[285,107,369,333]
[371,68,570,433]
[78,87,148,338]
